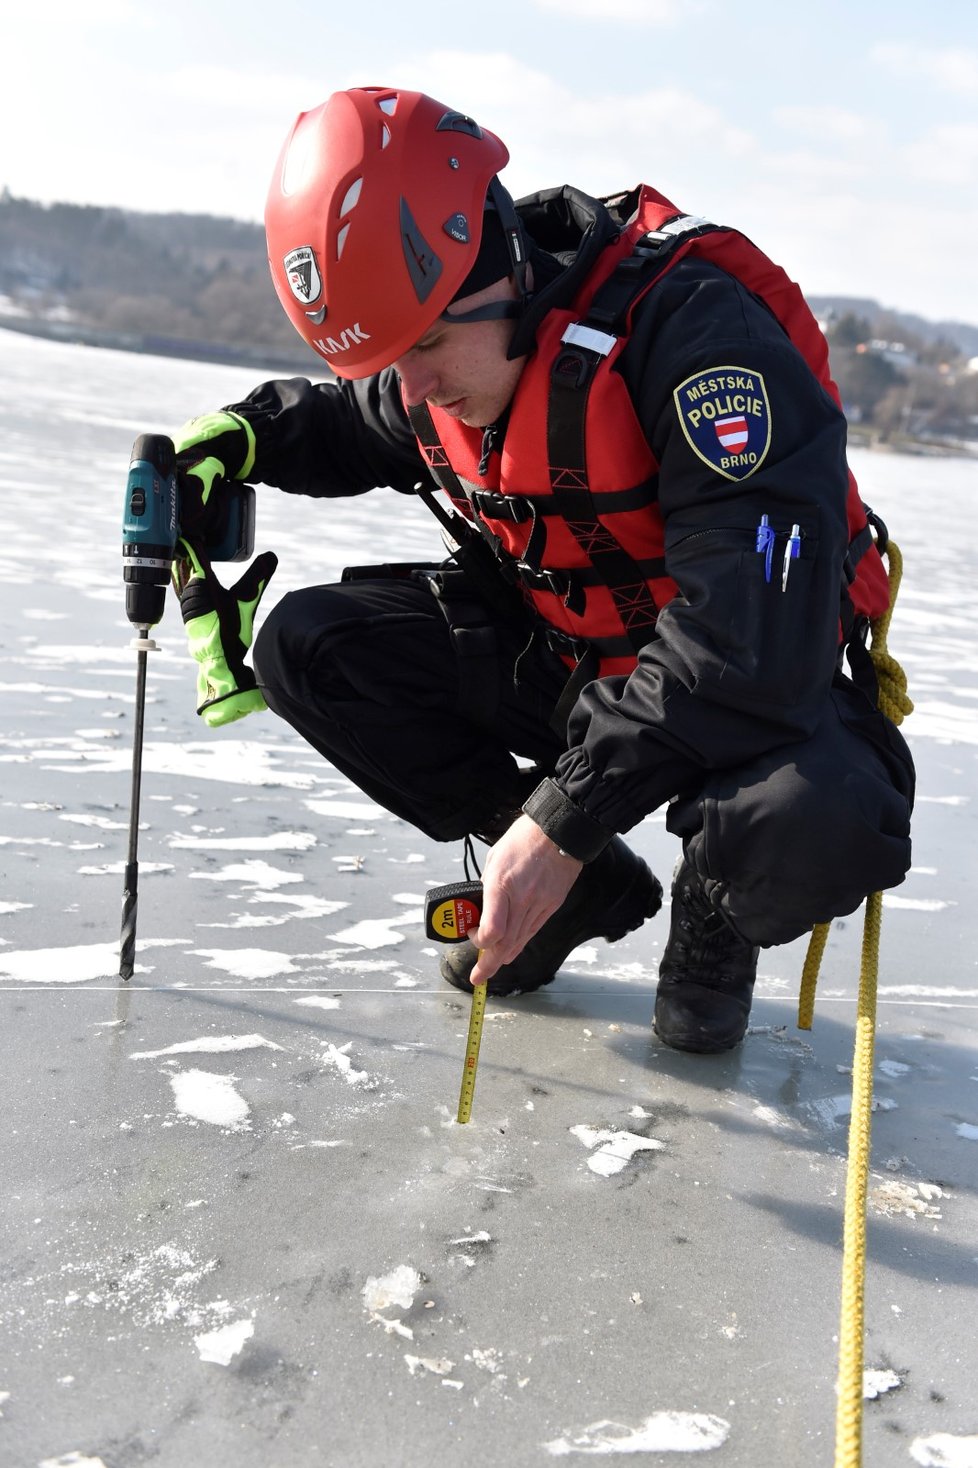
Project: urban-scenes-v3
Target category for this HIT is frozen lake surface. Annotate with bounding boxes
[0,328,976,1467]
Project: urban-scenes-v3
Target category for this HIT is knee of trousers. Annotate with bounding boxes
[252,590,307,703]
[667,687,914,947]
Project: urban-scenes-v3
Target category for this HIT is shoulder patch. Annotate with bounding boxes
[673,366,772,481]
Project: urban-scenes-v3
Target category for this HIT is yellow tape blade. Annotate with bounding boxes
[456,980,488,1125]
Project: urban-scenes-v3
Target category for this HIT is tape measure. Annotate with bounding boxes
[423,882,488,1124]
[457,979,487,1125]
[424,880,483,943]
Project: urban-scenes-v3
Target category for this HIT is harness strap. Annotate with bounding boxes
[413,566,500,723]
[518,555,667,597]
[470,478,658,522]
[547,326,661,649]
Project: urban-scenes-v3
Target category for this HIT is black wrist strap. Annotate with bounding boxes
[522,777,614,863]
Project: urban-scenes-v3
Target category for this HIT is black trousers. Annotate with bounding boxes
[253,574,914,948]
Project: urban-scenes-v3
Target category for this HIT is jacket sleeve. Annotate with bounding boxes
[221,367,433,498]
[527,263,851,856]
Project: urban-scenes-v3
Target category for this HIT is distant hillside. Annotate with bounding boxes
[0,191,316,370]
[808,296,978,360]
[1,193,976,448]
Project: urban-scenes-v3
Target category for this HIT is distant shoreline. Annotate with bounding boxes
[3,315,974,459]
[0,313,320,377]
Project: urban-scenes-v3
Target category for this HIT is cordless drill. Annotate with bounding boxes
[118,432,256,981]
[122,432,255,628]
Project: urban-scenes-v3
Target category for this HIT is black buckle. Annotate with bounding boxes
[472,491,532,524]
[864,506,889,557]
[544,626,589,662]
[517,563,568,597]
[553,348,594,391]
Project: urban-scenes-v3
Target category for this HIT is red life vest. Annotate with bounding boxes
[410,186,891,677]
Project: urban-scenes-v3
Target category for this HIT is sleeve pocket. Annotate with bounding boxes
[663,511,837,715]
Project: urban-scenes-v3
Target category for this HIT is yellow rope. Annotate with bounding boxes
[834,890,883,1468]
[795,540,910,1032]
[788,543,911,1468]
[798,921,829,1030]
[867,541,913,727]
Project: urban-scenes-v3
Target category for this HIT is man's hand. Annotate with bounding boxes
[469,815,583,985]
[173,410,256,545]
[173,538,277,727]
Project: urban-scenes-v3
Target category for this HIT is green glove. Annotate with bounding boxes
[173,410,257,545]
[174,538,277,727]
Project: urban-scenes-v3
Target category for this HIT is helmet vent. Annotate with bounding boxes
[336,223,350,261]
[377,96,398,115]
[436,111,483,139]
[380,123,391,150]
[340,178,363,216]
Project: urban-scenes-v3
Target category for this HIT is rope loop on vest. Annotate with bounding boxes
[868,540,913,726]
[792,539,911,1468]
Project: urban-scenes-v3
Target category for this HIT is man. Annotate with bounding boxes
[173,85,914,1054]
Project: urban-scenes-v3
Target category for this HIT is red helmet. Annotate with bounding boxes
[265,87,512,379]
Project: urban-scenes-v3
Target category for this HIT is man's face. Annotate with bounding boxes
[391,276,526,429]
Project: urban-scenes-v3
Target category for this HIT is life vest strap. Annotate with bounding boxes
[544,624,644,662]
[471,479,660,525]
[549,304,662,651]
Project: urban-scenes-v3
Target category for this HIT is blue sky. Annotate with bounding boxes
[2,0,976,326]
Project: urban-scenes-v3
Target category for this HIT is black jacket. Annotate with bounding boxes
[225,187,850,853]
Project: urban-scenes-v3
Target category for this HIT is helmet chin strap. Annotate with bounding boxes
[439,176,530,326]
[441,298,523,324]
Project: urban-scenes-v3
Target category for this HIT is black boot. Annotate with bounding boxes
[440,836,662,997]
[653,861,759,1053]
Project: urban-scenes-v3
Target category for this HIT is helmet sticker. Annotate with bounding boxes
[443,212,470,243]
[283,245,323,305]
[673,366,772,480]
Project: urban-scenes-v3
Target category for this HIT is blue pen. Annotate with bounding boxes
[782,524,801,591]
[755,513,775,583]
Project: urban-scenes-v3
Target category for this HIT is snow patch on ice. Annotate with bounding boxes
[956,1122,978,1141]
[869,1179,944,1219]
[249,893,347,916]
[78,861,174,877]
[879,986,978,999]
[321,1041,374,1087]
[882,895,954,912]
[363,1264,421,1313]
[170,831,316,852]
[131,1034,284,1060]
[189,860,304,890]
[191,948,302,980]
[910,1433,978,1467]
[570,1125,665,1177]
[29,738,320,787]
[39,1454,109,1468]
[545,1410,730,1454]
[327,957,400,972]
[328,912,421,949]
[405,1353,455,1377]
[863,1367,902,1399]
[169,1070,251,1130]
[194,1317,254,1365]
[294,995,342,1010]
[59,812,129,829]
[0,938,186,984]
[203,892,349,929]
[305,797,390,820]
